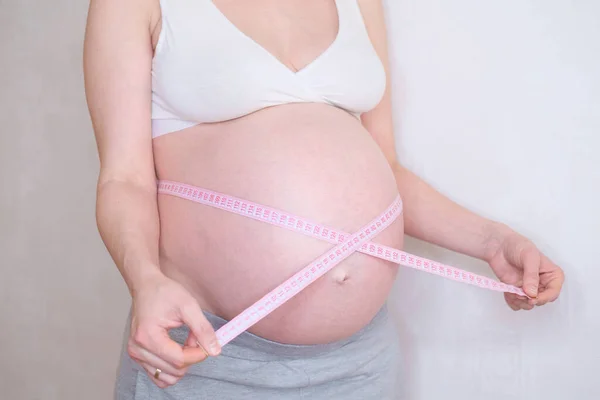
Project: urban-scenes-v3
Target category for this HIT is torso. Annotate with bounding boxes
[150,0,404,345]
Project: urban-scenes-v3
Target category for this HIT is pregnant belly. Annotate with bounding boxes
[153,104,404,344]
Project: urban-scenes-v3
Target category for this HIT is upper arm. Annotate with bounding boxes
[83,0,157,189]
[357,0,399,167]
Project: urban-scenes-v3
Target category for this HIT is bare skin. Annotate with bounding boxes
[83,0,564,389]
[155,103,404,344]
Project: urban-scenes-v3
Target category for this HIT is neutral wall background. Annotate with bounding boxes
[1,0,598,399]
[386,1,599,399]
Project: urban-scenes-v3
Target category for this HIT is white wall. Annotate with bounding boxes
[384,1,599,399]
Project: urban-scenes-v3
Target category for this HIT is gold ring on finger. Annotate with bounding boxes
[154,368,161,379]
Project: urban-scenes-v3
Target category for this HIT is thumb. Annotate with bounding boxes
[521,245,541,298]
[179,302,221,358]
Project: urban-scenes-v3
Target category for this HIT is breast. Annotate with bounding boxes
[153,103,403,344]
[151,9,387,130]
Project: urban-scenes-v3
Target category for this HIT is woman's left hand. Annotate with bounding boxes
[485,227,565,311]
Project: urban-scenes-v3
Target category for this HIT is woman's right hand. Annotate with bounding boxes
[126,273,222,388]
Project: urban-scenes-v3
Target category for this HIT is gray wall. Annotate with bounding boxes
[1,1,130,399]
[2,1,599,399]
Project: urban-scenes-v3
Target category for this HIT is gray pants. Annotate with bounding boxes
[114,305,402,399]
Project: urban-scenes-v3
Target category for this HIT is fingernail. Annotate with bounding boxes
[529,285,538,297]
[209,341,221,355]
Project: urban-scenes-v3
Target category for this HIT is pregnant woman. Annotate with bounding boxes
[83,0,565,398]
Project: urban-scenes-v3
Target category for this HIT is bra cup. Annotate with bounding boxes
[151,0,386,138]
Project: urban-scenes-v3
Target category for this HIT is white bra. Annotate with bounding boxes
[151,0,387,138]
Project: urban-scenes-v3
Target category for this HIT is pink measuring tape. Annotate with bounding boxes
[157,180,525,346]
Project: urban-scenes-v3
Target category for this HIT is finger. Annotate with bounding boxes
[184,330,210,364]
[185,331,210,357]
[132,326,188,369]
[521,245,541,298]
[504,293,535,310]
[504,293,521,311]
[141,362,179,387]
[536,277,564,306]
[514,299,535,310]
[536,257,565,306]
[185,330,198,348]
[132,346,188,378]
[505,292,527,303]
[179,302,221,358]
[512,293,538,306]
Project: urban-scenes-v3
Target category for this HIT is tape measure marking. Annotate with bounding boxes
[157,180,525,345]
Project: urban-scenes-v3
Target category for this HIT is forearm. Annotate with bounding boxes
[96,179,164,296]
[392,163,509,261]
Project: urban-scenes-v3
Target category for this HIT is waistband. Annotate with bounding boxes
[169,305,391,359]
